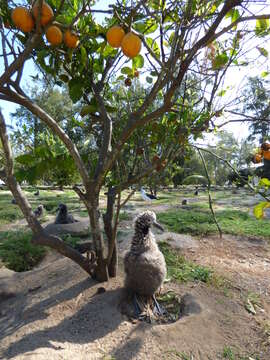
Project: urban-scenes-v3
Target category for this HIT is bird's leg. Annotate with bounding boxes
[152,294,167,316]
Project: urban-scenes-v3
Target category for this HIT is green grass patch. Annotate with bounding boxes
[158,207,270,239]
[159,242,212,283]
[0,205,24,224]
[118,211,132,221]
[0,231,46,272]
[61,234,82,248]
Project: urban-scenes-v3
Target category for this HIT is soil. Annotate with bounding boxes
[1,194,270,359]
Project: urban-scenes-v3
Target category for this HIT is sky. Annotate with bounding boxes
[0,0,270,143]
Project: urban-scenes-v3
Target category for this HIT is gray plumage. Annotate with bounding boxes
[55,203,77,224]
[34,204,44,218]
[124,211,166,297]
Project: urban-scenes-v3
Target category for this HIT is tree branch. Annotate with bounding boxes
[0,110,96,275]
[197,147,223,238]
[0,34,40,87]
[0,87,90,189]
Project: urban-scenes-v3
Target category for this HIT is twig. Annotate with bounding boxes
[197,147,223,238]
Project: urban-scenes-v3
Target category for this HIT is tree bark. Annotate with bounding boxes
[103,186,118,277]
[87,194,109,282]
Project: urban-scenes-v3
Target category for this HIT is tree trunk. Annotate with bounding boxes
[87,196,109,282]
[103,186,118,277]
[108,243,118,277]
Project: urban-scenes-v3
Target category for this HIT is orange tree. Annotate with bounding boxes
[0,0,270,281]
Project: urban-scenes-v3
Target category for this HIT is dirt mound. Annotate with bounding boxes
[0,247,269,360]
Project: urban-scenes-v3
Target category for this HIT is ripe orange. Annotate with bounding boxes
[46,25,62,46]
[121,32,141,58]
[254,154,262,163]
[33,1,54,26]
[106,25,125,48]
[64,30,79,48]
[11,7,34,33]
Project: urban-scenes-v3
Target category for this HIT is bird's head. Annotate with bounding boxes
[37,204,43,211]
[134,210,164,236]
[56,203,67,213]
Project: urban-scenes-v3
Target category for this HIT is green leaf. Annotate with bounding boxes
[121,67,133,75]
[253,202,270,219]
[15,153,35,165]
[146,37,160,58]
[259,178,270,187]
[217,89,226,97]
[134,19,158,34]
[212,52,229,70]
[146,76,153,84]
[132,55,144,69]
[255,18,270,36]
[261,71,269,78]
[68,78,84,103]
[80,46,87,68]
[80,105,98,117]
[226,9,240,24]
[257,47,268,57]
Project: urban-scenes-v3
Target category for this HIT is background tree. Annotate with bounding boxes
[0,0,270,281]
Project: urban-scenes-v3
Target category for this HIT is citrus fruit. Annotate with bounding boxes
[11,7,34,33]
[64,30,79,48]
[121,32,141,58]
[106,25,125,48]
[33,1,54,26]
[254,154,262,163]
[46,25,62,45]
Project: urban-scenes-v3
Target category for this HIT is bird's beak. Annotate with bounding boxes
[153,221,164,232]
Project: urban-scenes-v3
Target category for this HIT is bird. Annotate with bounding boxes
[140,188,158,201]
[54,203,78,224]
[124,210,167,321]
[194,186,199,196]
[34,189,40,196]
[11,198,17,204]
[182,199,188,206]
[33,204,44,218]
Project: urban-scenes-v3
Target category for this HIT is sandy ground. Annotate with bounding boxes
[1,193,270,359]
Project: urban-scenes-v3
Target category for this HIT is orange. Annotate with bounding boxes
[33,1,54,26]
[64,30,79,48]
[46,25,62,46]
[254,154,262,163]
[121,32,141,58]
[11,7,34,32]
[106,25,125,48]
[263,150,270,161]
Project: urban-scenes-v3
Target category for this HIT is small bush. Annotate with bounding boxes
[0,231,46,272]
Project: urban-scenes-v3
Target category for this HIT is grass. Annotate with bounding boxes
[0,230,46,272]
[158,207,270,239]
[159,242,213,283]
[222,346,261,360]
